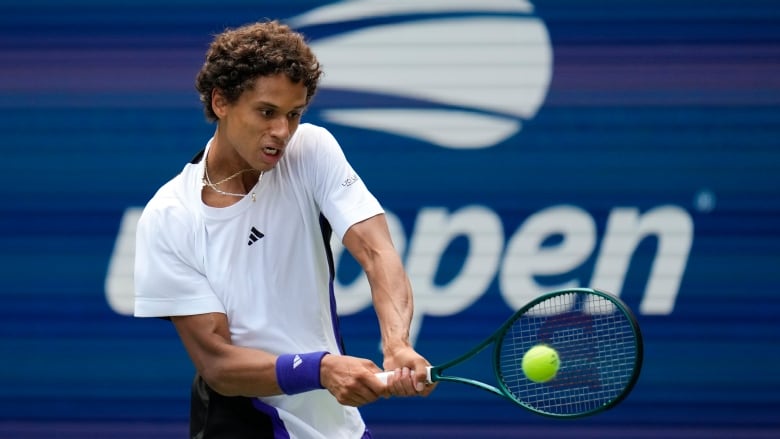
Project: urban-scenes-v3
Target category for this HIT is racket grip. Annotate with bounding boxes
[375,366,432,384]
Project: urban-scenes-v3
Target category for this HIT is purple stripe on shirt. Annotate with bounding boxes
[319,213,346,355]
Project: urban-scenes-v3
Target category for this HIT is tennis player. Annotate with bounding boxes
[133,20,433,438]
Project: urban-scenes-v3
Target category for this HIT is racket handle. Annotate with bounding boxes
[375,366,432,384]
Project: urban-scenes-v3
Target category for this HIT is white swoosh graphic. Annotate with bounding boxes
[288,0,534,27]
[322,108,520,149]
[310,17,551,117]
[288,1,552,149]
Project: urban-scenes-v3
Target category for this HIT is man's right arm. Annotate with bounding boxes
[171,312,281,397]
[171,312,390,406]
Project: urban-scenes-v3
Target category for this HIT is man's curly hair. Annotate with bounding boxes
[195,20,323,122]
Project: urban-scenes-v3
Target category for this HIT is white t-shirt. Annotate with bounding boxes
[134,123,384,438]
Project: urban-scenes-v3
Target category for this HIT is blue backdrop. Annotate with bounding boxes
[1,1,779,438]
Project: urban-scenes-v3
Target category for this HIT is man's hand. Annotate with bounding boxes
[383,344,436,397]
[319,354,390,406]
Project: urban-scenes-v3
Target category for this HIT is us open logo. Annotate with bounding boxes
[289,0,553,149]
[105,1,693,341]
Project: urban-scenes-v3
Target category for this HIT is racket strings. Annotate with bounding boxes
[498,292,639,416]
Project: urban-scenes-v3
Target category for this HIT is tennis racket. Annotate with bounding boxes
[376,287,643,418]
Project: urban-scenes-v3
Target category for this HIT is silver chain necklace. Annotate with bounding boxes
[202,153,264,202]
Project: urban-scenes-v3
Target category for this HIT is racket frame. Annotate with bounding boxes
[431,287,644,418]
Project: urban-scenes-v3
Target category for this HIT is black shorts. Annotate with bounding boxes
[190,375,276,439]
[189,375,374,439]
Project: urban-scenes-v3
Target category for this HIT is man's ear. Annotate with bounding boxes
[212,89,227,119]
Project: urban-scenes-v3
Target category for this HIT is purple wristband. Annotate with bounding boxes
[275,351,328,395]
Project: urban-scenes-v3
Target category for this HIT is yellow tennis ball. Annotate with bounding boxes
[522,344,560,383]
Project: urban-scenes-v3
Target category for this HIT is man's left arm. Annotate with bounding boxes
[342,213,434,397]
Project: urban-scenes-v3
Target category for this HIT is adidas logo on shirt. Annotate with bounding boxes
[247,227,265,246]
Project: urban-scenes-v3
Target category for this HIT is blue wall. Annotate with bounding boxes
[1,1,779,438]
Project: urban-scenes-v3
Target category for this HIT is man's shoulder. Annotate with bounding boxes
[141,163,201,227]
[292,123,336,145]
[287,123,340,160]
[296,122,326,135]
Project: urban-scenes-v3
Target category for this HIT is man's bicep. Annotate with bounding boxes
[342,214,394,265]
[171,312,232,373]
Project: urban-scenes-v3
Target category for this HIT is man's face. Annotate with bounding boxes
[213,73,308,171]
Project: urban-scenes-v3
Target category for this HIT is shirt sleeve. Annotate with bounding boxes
[133,195,225,318]
[304,125,384,241]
